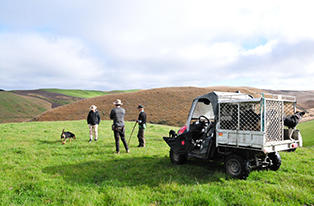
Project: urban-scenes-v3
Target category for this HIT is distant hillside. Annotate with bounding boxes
[12,90,85,108]
[0,89,138,124]
[43,89,139,99]
[0,91,51,123]
[31,86,268,126]
[12,89,139,108]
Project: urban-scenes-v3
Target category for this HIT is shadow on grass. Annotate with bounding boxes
[37,140,61,144]
[37,139,88,145]
[42,156,225,187]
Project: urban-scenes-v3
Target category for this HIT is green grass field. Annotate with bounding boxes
[0,120,314,205]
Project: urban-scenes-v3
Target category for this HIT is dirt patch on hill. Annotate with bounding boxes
[31,86,270,126]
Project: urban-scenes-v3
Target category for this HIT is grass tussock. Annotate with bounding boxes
[0,120,314,205]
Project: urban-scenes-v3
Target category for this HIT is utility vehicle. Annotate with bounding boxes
[163,91,302,179]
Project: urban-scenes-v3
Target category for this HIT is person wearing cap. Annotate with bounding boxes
[137,105,147,147]
[87,105,101,142]
[110,99,129,154]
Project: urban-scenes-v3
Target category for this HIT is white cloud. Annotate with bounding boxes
[1,0,314,91]
[0,32,106,89]
[243,40,278,56]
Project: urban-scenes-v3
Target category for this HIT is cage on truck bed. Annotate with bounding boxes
[163,91,303,179]
[217,92,302,152]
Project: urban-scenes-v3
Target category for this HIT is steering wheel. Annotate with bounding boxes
[198,115,210,126]
[198,115,215,135]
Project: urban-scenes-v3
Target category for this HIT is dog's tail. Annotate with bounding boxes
[62,128,65,133]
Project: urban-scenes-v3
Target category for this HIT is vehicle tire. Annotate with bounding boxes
[225,154,251,179]
[170,149,187,164]
[268,152,281,171]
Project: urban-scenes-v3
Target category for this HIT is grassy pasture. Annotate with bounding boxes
[0,120,314,205]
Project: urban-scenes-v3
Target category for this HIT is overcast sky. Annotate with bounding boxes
[1,0,314,91]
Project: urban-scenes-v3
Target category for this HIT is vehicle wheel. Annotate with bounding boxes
[268,152,281,171]
[225,154,251,179]
[170,149,187,164]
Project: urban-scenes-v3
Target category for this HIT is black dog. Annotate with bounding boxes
[284,111,305,129]
[61,129,76,145]
[169,130,177,138]
[240,109,260,131]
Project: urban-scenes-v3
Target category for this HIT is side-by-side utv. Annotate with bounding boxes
[163,91,302,179]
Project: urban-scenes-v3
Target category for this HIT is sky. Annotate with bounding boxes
[1,0,314,91]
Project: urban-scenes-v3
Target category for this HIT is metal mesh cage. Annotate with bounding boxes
[265,100,283,142]
[219,98,296,143]
[220,103,238,130]
[264,100,295,142]
[219,101,261,131]
[283,102,295,117]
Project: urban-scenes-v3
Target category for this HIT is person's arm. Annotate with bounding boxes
[97,111,101,124]
[137,113,142,123]
[87,112,90,124]
[110,109,114,120]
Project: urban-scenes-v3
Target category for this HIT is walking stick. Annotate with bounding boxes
[128,121,137,145]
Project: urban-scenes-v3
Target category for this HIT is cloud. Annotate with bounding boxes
[1,0,314,91]
[0,32,105,89]
[223,39,314,90]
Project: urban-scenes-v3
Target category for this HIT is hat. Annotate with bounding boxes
[137,105,143,108]
[113,99,123,105]
[90,105,97,110]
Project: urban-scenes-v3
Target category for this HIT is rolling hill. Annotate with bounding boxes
[0,91,51,123]
[2,86,313,126]
[0,89,138,123]
[30,86,268,126]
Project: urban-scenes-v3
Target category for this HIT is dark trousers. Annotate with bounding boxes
[137,128,145,147]
[113,128,128,152]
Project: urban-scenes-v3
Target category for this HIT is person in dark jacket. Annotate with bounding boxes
[87,105,101,142]
[137,105,147,147]
[110,99,129,154]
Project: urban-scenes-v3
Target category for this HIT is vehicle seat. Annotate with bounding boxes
[190,121,206,141]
